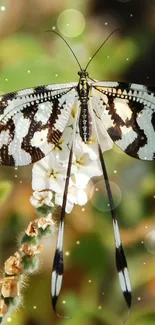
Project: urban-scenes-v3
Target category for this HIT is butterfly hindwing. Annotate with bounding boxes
[91,82,155,161]
[0,83,76,166]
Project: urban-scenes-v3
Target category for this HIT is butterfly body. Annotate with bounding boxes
[77,70,92,142]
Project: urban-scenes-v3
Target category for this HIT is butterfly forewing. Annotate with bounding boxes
[0,83,76,166]
[91,82,155,161]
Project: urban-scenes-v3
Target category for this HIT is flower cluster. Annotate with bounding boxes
[0,213,54,322]
[30,113,113,214]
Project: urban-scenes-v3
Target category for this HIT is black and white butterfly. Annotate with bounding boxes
[0,30,155,317]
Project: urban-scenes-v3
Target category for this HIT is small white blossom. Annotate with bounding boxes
[69,185,87,206]
[55,192,74,213]
[71,173,89,190]
[72,142,102,181]
[52,127,73,161]
[55,184,87,213]
[32,152,66,193]
[30,191,54,208]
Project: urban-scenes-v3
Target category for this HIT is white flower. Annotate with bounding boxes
[52,127,73,162]
[30,191,54,208]
[55,184,87,213]
[69,185,87,206]
[72,140,102,182]
[55,192,74,214]
[79,134,99,160]
[32,152,66,193]
[71,173,89,189]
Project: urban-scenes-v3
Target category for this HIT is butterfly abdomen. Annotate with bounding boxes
[79,101,92,142]
[77,76,92,142]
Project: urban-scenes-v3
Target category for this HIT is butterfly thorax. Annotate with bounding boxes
[77,70,92,143]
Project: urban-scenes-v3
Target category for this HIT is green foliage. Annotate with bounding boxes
[0,181,13,205]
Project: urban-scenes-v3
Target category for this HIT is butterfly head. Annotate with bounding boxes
[78,70,89,79]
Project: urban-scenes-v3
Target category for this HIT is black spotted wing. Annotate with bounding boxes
[91,82,155,160]
[0,83,77,166]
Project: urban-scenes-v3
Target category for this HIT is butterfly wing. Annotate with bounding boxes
[0,83,77,166]
[91,82,155,160]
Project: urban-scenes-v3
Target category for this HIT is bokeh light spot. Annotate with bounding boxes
[144,230,155,254]
[57,9,85,37]
[90,180,122,212]
[0,6,5,11]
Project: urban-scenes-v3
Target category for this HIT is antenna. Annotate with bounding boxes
[84,28,120,71]
[45,29,82,71]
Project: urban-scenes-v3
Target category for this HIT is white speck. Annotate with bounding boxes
[88,279,92,283]
[15,175,17,178]
[137,296,141,301]
[145,226,148,229]
[130,14,133,17]
[67,23,69,26]
[7,318,12,323]
[126,58,129,61]
[107,56,110,59]
[14,167,18,170]
[105,22,108,25]
[62,300,66,304]
[143,262,146,265]
[1,6,6,11]
[98,305,102,309]
[153,195,155,199]
[147,76,149,79]
[76,241,80,245]
[65,251,70,256]
[5,78,8,82]
[55,74,58,77]
[33,305,37,309]
[20,180,22,184]
[95,188,98,191]
[81,208,85,212]
[114,170,117,173]
[27,70,31,73]
[141,241,144,244]
[89,57,91,61]
[52,26,56,30]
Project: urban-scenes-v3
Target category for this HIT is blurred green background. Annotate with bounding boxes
[0,0,155,324]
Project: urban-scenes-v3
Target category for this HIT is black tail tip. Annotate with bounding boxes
[51,295,71,319]
[51,295,57,312]
[124,291,132,309]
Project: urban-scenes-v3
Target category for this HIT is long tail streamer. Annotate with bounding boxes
[89,101,132,317]
[51,145,73,317]
[98,144,132,311]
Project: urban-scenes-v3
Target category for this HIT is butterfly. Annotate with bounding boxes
[0,30,155,317]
